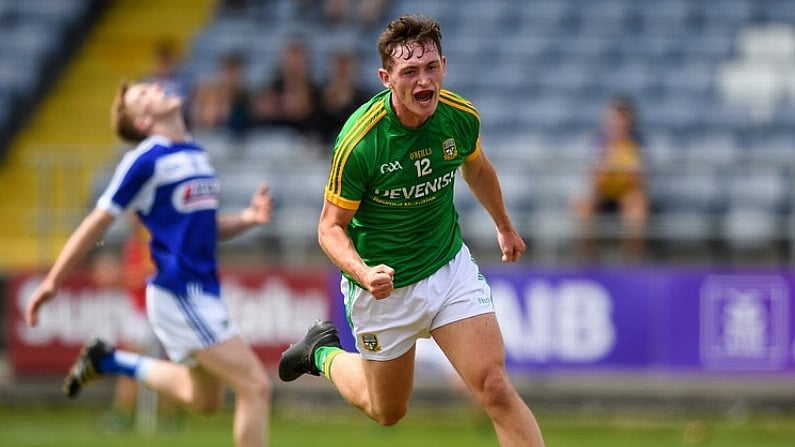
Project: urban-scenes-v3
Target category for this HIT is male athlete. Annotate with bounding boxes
[26,81,273,447]
[279,14,545,446]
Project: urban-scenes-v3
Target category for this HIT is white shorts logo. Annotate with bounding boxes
[361,333,381,352]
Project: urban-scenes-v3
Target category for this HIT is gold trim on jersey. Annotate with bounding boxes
[466,138,482,162]
[326,99,387,207]
[325,193,360,210]
[439,89,480,121]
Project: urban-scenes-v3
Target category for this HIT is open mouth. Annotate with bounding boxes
[414,90,434,104]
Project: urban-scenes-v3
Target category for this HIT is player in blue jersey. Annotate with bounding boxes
[25,81,273,447]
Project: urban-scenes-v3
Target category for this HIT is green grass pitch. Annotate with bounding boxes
[0,404,793,446]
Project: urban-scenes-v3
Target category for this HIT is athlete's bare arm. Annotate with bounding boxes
[217,183,272,240]
[461,150,525,263]
[25,208,115,327]
[318,200,394,299]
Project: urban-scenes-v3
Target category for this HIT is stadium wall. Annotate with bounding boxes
[5,265,795,376]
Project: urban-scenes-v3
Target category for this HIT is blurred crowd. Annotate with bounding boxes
[149,0,391,145]
[146,35,376,147]
[141,0,657,264]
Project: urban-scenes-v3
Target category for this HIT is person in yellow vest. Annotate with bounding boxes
[572,97,649,262]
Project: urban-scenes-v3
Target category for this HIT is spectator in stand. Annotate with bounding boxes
[322,0,390,29]
[251,38,319,138]
[191,52,251,138]
[316,50,373,145]
[145,38,194,124]
[571,97,649,262]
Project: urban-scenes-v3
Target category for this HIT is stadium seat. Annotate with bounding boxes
[651,167,725,214]
[596,62,659,99]
[723,167,791,213]
[736,24,795,63]
[741,128,795,169]
[512,1,573,33]
[534,59,601,97]
[717,60,787,115]
[678,130,741,169]
[526,207,578,262]
[571,0,633,34]
[642,130,679,170]
[693,0,758,29]
[616,34,680,65]
[531,169,588,210]
[271,201,321,263]
[658,60,715,100]
[635,0,694,31]
[758,0,795,22]
[721,206,784,255]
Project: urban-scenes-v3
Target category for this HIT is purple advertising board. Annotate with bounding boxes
[481,266,795,374]
[329,266,795,375]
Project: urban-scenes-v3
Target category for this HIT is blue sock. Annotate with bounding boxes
[97,350,143,378]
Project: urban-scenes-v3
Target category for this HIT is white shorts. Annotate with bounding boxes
[342,244,494,361]
[146,284,240,364]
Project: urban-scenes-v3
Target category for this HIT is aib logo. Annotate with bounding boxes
[700,275,789,371]
[379,161,403,173]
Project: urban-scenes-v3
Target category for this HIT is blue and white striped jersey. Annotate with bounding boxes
[98,135,221,298]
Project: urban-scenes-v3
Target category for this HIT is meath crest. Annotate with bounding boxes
[361,333,382,352]
[442,138,457,160]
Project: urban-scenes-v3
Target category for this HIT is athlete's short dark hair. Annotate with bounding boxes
[377,14,442,72]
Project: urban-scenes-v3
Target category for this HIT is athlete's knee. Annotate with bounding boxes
[189,393,223,415]
[247,375,273,402]
[472,368,515,411]
[242,373,272,403]
[371,403,408,427]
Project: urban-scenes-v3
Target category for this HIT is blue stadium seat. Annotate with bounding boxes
[0,55,40,102]
[571,0,634,34]
[739,129,795,170]
[723,167,791,213]
[512,1,574,33]
[635,0,695,35]
[720,138,791,256]
[758,0,795,22]
[637,95,704,133]
[532,169,588,210]
[534,60,601,97]
[651,167,725,214]
[678,130,741,169]
[692,0,758,29]
[616,34,680,64]
[516,93,579,134]
[10,0,88,29]
[651,167,725,246]
[678,29,736,64]
[721,206,784,252]
[552,34,619,67]
[657,60,715,100]
[456,0,513,30]
[596,62,660,98]
[642,130,679,171]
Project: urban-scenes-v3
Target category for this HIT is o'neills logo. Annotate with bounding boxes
[173,178,219,212]
[442,138,457,160]
[361,333,381,352]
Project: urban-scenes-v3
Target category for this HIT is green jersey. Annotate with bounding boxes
[325,89,481,288]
